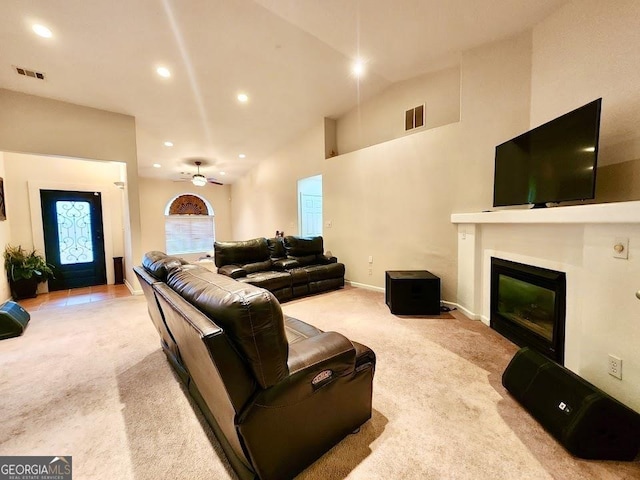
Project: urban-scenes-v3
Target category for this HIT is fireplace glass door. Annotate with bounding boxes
[491,257,566,364]
[497,274,555,342]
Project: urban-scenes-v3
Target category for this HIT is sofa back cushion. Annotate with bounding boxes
[166,265,289,388]
[267,237,286,259]
[214,238,271,268]
[284,236,325,262]
[142,251,186,281]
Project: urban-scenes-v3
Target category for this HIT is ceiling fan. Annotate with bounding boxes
[181,161,223,186]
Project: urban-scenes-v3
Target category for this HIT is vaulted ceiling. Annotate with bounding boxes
[0,0,566,183]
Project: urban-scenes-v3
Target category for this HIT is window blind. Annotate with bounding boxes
[165,215,215,254]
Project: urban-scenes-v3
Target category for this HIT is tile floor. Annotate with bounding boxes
[17,284,132,311]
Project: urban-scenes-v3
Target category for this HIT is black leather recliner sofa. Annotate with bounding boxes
[134,251,376,480]
[213,236,345,301]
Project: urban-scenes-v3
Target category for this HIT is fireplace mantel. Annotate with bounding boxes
[450,200,640,411]
[451,200,640,225]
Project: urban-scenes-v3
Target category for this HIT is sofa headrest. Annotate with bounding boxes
[166,266,289,388]
[142,251,186,281]
[284,236,324,257]
[266,237,286,259]
[214,238,270,268]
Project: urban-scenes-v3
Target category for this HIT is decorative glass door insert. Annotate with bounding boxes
[56,201,95,265]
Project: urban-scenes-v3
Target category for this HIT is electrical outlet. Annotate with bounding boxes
[608,354,622,380]
[368,268,372,276]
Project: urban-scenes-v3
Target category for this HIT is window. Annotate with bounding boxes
[164,194,215,255]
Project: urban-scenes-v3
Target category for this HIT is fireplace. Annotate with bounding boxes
[490,257,566,364]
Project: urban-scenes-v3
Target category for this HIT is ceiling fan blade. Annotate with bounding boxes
[207,178,224,185]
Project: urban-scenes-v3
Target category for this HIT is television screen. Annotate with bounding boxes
[493,98,602,208]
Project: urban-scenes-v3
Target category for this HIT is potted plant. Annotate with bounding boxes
[3,244,54,299]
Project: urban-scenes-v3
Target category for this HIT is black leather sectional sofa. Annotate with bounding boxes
[213,236,345,301]
[134,251,376,480]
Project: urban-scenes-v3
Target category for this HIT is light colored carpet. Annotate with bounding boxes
[0,286,638,479]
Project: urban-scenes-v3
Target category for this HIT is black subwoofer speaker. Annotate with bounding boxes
[0,301,30,340]
[503,347,640,460]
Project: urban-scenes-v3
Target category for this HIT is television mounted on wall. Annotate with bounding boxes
[493,98,602,208]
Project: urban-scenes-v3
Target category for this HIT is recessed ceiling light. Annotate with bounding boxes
[32,24,52,38]
[157,67,171,78]
[238,153,246,159]
[352,59,366,77]
[164,141,173,147]
[219,171,226,176]
[237,93,249,103]
[153,163,161,168]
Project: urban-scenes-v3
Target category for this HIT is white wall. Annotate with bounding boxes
[138,178,232,260]
[4,152,125,287]
[0,89,141,288]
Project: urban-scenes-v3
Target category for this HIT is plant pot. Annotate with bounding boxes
[10,278,39,300]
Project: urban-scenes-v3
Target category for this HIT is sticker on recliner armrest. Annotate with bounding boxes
[311,370,333,389]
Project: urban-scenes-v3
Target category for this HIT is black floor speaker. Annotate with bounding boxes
[503,347,640,461]
[0,301,30,340]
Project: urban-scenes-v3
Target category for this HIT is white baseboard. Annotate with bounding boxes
[346,282,483,321]
[346,280,385,293]
[124,279,143,296]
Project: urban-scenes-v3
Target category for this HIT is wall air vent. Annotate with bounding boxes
[14,66,46,80]
[405,104,425,131]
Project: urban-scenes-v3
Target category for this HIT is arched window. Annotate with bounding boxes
[164,194,215,255]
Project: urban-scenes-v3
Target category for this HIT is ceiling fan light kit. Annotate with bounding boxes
[192,174,207,186]
[192,161,207,186]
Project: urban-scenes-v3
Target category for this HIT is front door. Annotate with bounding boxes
[40,190,107,291]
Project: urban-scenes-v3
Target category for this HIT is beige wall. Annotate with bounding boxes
[138,178,232,261]
[455,32,533,213]
[231,123,326,240]
[230,33,533,302]
[3,153,125,287]
[596,159,640,202]
[0,153,12,301]
[336,67,461,155]
[531,0,640,202]
[0,89,141,288]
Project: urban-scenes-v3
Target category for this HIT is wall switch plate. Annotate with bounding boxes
[613,237,629,259]
[608,354,622,379]
[368,255,373,263]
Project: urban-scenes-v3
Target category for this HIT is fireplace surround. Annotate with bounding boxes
[490,257,566,364]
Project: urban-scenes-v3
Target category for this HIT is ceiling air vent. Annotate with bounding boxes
[405,104,425,131]
[14,66,46,80]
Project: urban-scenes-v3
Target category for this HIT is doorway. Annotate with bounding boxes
[40,190,107,290]
[298,175,322,237]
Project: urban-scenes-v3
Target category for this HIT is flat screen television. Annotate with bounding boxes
[493,98,602,208]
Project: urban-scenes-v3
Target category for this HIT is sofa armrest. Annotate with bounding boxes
[251,332,356,407]
[217,264,247,279]
[271,258,300,270]
[317,254,337,264]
